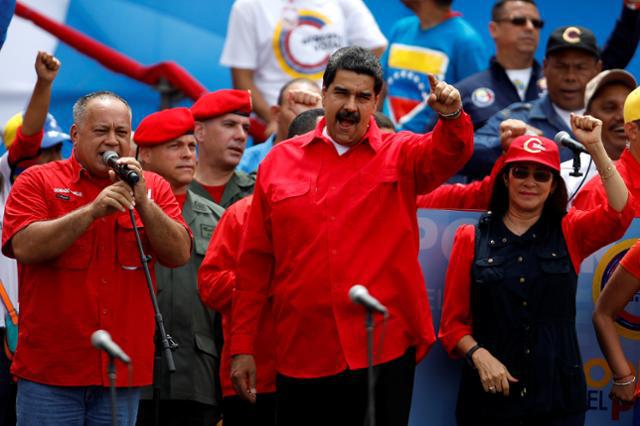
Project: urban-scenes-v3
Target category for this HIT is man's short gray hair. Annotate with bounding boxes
[72,91,131,126]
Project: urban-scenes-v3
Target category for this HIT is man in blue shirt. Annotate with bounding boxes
[380,0,487,133]
[464,25,603,180]
[457,0,640,131]
[237,78,321,174]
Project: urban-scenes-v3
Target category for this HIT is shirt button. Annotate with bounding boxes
[522,301,528,307]
[488,258,494,264]
[524,325,530,331]
[501,237,507,243]
[551,252,557,257]
[524,348,531,355]
[102,309,108,315]
[532,233,536,239]
[331,250,337,255]
[489,240,495,246]
[517,256,523,263]
[519,277,526,284]
[101,278,107,284]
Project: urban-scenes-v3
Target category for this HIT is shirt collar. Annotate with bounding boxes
[69,151,112,186]
[305,116,383,152]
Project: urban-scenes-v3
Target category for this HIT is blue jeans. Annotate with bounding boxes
[17,379,140,426]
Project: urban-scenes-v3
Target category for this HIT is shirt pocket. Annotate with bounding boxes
[271,180,311,203]
[53,230,95,270]
[115,215,147,270]
[357,168,399,206]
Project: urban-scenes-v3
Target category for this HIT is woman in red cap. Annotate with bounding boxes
[439,114,634,426]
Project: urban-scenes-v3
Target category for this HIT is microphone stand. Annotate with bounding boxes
[365,309,376,426]
[107,355,117,426]
[127,208,178,426]
[569,150,583,177]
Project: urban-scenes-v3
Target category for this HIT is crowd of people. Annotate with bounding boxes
[2,1,640,425]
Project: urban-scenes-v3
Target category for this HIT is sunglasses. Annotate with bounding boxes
[510,166,553,182]
[496,16,544,29]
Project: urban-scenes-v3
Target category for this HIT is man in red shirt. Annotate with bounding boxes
[199,195,277,426]
[230,46,474,426]
[1,91,192,425]
[190,89,254,208]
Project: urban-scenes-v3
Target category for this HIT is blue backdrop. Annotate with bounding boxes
[35,0,640,134]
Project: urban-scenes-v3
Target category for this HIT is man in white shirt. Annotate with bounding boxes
[220,0,387,133]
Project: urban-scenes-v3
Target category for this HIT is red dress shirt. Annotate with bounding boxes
[438,199,635,356]
[198,195,277,396]
[2,155,189,387]
[231,114,474,378]
[573,149,640,214]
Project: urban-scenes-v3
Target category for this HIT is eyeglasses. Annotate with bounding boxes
[510,166,553,182]
[496,16,544,29]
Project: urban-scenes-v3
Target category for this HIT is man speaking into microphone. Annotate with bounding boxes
[1,91,191,425]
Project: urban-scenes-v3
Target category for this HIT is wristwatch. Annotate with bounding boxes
[465,343,482,368]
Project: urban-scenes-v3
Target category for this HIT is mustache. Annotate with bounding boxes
[336,110,360,123]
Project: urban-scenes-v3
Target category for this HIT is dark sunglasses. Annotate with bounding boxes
[497,16,544,29]
[510,166,553,182]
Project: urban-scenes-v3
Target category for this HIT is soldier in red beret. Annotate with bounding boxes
[190,89,255,208]
[135,107,225,426]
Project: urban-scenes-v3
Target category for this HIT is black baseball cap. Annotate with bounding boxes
[546,26,600,58]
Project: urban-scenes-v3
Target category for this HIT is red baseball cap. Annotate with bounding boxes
[191,89,252,121]
[503,135,561,172]
[134,107,195,147]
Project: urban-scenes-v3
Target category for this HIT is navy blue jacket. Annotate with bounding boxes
[457,58,544,130]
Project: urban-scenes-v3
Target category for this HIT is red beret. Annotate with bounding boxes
[191,89,252,121]
[134,107,194,147]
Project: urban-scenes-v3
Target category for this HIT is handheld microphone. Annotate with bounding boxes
[554,131,588,154]
[91,330,131,364]
[102,151,140,186]
[349,285,389,317]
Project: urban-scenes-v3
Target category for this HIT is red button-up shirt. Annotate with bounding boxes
[230,114,474,378]
[198,195,276,397]
[573,149,640,214]
[2,155,189,387]
[438,199,635,356]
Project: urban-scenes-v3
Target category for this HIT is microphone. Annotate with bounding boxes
[91,330,131,364]
[554,131,588,154]
[102,151,140,186]
[349,285,389,316]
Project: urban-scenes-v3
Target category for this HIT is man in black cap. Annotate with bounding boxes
[463,25,603,179]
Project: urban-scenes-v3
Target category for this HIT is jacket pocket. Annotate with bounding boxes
[538,250,571,274]
[473,256,506,283]
[194,333,218,358]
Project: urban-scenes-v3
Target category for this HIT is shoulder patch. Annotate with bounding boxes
[471,87,495,108]
[200,223,215,240]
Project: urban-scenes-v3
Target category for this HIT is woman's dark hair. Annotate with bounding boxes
[322,46,383,95]
[488,165,568,221]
